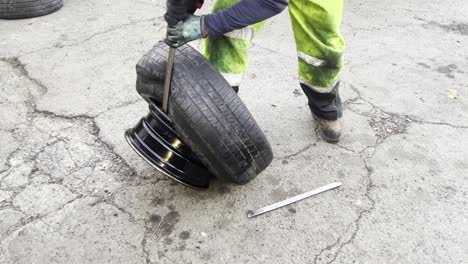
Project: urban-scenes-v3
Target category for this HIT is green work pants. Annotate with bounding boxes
[204,0,345,88]
[203,0,345,119]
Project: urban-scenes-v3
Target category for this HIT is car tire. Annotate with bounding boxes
[0,0,63,20]
[135,42,273,184]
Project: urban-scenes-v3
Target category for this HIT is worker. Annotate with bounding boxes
[166,0,345,143]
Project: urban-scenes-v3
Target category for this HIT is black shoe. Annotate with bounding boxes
[232,86,239,93]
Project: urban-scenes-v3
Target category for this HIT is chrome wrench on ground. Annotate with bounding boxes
[247,182,342,218]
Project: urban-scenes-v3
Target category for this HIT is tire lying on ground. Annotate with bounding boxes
[0,0,63,20]
[136,41,273,184]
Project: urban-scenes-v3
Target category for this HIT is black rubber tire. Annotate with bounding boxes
[0,0,63,20]
[135,50,166,105]
[136,42,273,184]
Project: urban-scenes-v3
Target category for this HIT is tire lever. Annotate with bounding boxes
[247,182,342,218]
[162,47,176,113]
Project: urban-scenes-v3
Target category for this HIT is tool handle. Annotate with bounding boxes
[162,48,176,113]
[164,0,188,27]
[187,0,204,15]
[164,0,203,27]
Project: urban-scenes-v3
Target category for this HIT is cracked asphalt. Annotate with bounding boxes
[1,0,467,263]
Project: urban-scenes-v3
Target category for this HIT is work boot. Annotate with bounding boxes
[313,115,342,143]
[300,81,343,143]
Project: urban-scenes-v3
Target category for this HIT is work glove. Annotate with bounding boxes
[165,15,206,48]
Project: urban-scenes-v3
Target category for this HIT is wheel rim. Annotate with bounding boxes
[125,103,211,189]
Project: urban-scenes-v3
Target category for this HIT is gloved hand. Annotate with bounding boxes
[165,15,206,48]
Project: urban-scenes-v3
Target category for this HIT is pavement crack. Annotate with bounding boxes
[347,84,412,143]
[20,17,160,57]
[2,52,139,205]
[0,57,47,95]
[61,17,158,48]
[8,62,139,180]
[142,229,152,264]
[89,197,137,224]
[94,98,142,117]
[313,223,354,264]
[141,216,163,264]
[313,146,378,264]
[342,21,417,33]
[276,143,315,160]
[325,161,376,264]
[347,83,467,132]
[31,110,138,179]
[135,0,165,8]
[417,18,468,36]
[335,143,360,154]
[33,107,94,120]
[0,144,22,180]
[411,119,468,129]
[0,194,85,242]
[88,119,138,178]
[250,42,296,61]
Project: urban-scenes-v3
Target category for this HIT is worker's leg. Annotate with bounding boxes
[289,0,345,121]
[203,0,266,89]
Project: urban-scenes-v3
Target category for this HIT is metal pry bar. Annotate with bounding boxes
[247,182,342,218]
[162,47,176,113]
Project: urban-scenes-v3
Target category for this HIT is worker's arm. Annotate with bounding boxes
[204,0,289,37]
[166,0,289,47]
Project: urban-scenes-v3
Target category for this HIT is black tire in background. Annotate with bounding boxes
[0,0,63,20]
[136,42,273,185]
